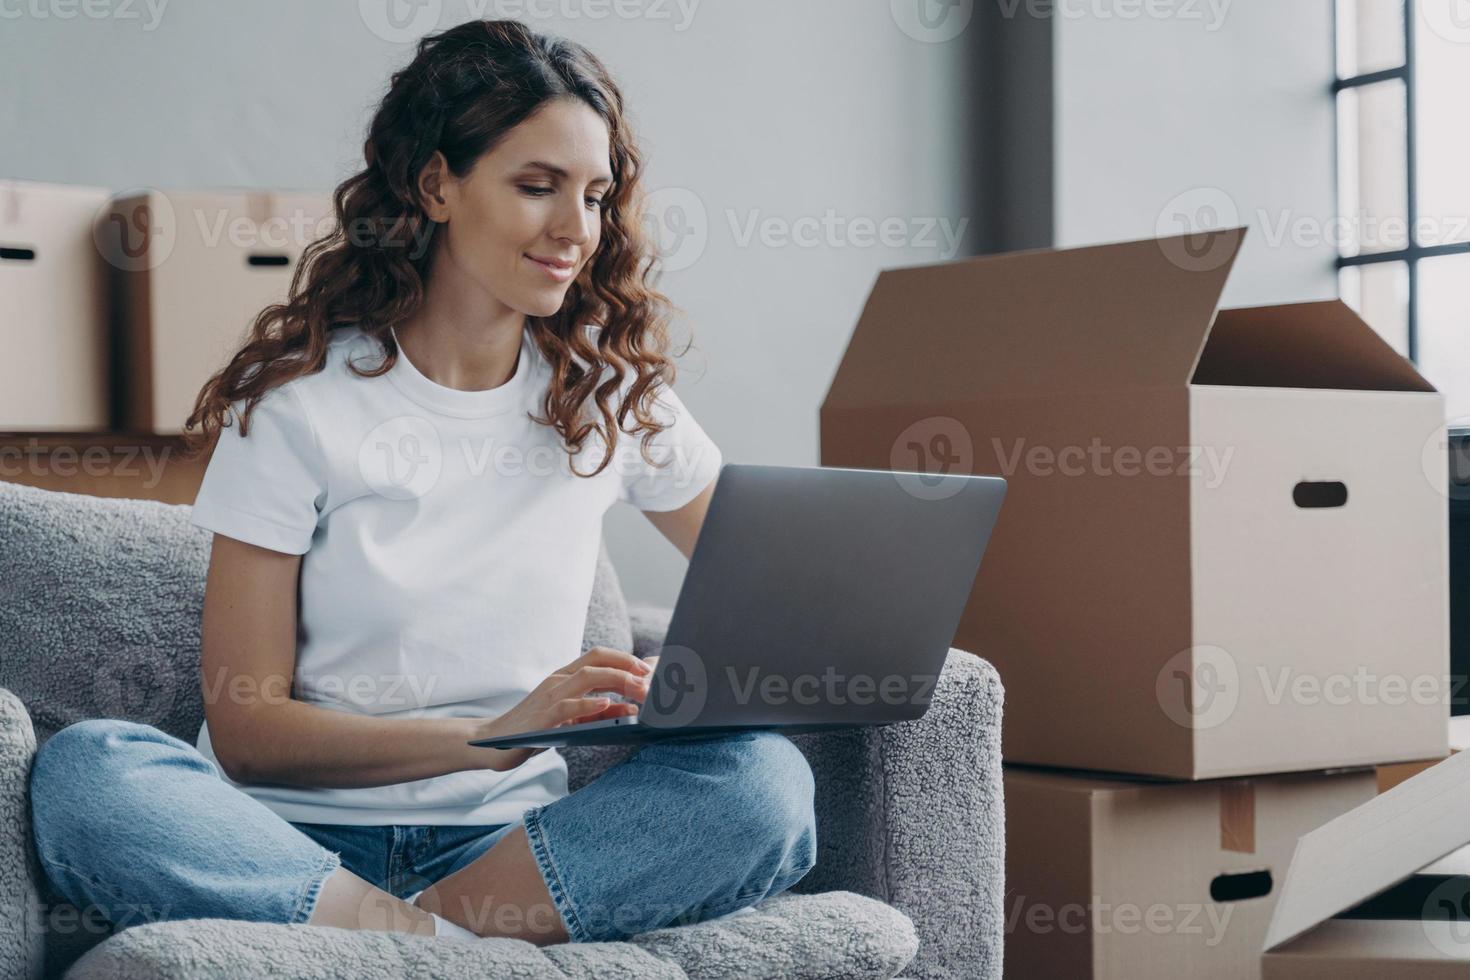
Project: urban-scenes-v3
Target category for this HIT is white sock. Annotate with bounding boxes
[430,912,482,941]
[405,889,481,941]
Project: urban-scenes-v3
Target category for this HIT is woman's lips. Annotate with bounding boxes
[526,254,575,282]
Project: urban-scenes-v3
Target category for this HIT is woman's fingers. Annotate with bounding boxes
[557,664,650,702]
[555,646,653,679]
[555,696,611,725]
[563,700,640,726]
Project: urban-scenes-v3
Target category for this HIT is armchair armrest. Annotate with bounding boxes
[627,604,674,661]
[790,650,1004,980]
[0,687,45,980]
[616,607,1006,980]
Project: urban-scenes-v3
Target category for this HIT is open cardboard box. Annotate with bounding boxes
[821,227,1449,779]
[1264,749,1470,976]
[1006,764,1376,979]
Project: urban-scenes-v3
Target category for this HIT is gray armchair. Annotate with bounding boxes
[0,480,1004,979]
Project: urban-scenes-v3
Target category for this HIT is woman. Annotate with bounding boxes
[28,19,816,945]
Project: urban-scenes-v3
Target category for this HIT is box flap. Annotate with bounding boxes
[1194,301,1436,393]
[1264,749,1470,952]
[1422,842,1470,876]
[822,228,1244,409]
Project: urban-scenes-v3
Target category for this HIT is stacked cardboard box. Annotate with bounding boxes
[820,227,1451,976]
[1375,715,1470,793]
[98,190,334,434]
[1264,750,1470,975]
[0,180,111,430]
[1,182,332,437]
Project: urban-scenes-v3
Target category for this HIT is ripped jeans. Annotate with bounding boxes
[28,720,818,943]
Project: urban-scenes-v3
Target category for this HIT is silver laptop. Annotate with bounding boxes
[469,463,1006,749]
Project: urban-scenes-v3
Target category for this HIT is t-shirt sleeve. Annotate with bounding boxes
[189,383,327,555]
[616,382,723,512]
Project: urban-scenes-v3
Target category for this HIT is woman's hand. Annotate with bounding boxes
[469,646,652,771]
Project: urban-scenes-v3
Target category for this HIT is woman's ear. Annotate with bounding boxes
[417,151,453,223]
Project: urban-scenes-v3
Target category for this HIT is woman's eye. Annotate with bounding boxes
[519,185,553,197]
[585,197,605,211]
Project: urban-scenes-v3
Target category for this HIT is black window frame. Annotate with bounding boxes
[1332,0,1470,363]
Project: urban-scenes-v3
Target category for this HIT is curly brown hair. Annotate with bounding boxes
[181,19,688,478]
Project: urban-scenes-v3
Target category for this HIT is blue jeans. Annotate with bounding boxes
[28,719,818,943]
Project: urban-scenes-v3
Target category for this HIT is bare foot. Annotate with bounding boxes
[307,868,436,936]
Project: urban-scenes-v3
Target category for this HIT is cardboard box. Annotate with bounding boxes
[1375,716,1470,792]
[1005,764,1377,979]
[98,189,333,434]
[1263,750,1470,977]
[821,227,1449,779]
[0,180,110,430]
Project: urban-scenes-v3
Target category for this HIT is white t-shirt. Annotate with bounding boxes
[188,322,722,826]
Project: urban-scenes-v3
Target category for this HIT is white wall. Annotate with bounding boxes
[0,0,977,606]
[1052,1,1339,307]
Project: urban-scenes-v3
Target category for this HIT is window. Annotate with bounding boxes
[1335,0,1470,421]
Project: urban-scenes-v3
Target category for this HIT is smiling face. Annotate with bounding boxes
[421,97,614,319]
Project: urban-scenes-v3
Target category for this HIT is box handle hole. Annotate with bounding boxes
[1210,870,1273,902]
[247,254,290,267]
[0,246,37,262]
[1293,481,1348,508]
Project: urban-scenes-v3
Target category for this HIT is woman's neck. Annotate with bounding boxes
[396,274,524,394]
